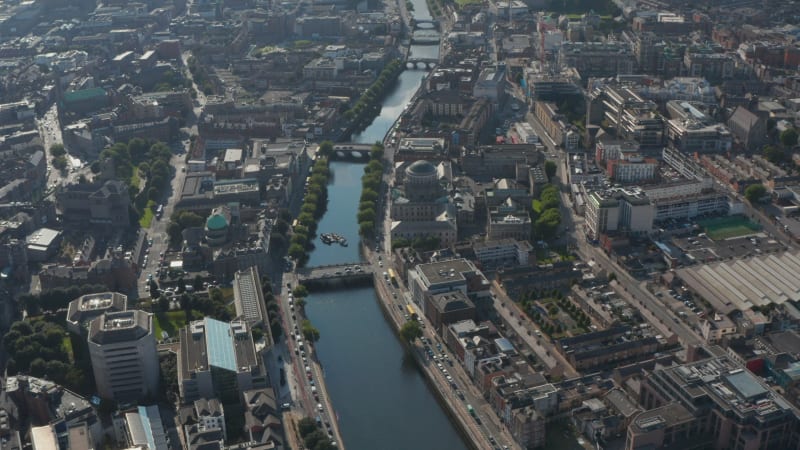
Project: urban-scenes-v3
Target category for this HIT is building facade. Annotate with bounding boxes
[88,310,159,401]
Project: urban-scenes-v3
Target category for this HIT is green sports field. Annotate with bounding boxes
[698,216,761,240]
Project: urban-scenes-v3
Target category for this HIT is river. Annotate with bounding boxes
[302,0,467,448]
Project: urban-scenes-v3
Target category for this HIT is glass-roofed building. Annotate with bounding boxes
[178,317,266,404]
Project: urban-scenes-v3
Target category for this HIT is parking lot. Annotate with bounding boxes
[675,234,786,264]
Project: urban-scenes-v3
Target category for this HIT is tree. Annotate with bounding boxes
[52,155,68,170]
[399,320,423,342]
[763,145,785,163]
[745,184,767,203]
[288,243,305,260]
[535,208,561,239]
[49,144,66,157]
[304,430,329,449]
[297,417,318,437]
[544,160,557,179]
[301,320,321,342]
[293,285,309,298]
[318,141,334,158]
[780,128,798,147]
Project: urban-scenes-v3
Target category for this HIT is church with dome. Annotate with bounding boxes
[390,160,458,247]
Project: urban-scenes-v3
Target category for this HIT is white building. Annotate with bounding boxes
[584,186,653,239]
[88,310,159,401]
[473,239,532,269]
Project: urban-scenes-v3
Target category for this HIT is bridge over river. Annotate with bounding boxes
[297,262,376,289]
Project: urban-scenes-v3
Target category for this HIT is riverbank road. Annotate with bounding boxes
[370,257,522,450]
[277,273,347,449]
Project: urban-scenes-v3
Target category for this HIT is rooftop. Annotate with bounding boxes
[181,318,260,375]
[233,267,269,327]
[676,251,800,314]
[417,258,477,286]
[26,227,60,249]
[88,310,151,345]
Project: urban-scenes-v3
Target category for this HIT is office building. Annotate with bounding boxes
[178,318,267,404]
[88,310,159,402]
[665,101,732,153]
[424,291,476,333]
[630,355,800,450]
[472,239,533,269]
[584,187,653,240]
[558,41,636,79]
[597,85,664,147]
[409,259,490,314]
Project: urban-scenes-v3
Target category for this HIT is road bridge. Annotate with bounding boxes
[330,143,373,160]
[297,262,375,289]
[405,57,438,70]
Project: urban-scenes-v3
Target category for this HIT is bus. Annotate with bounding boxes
[405,304,418,320]
[387,268,398,287]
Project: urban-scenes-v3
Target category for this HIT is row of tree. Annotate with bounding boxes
[260,275,284,342]
[357,143,385,238]
[344,59,404,132]
[288,158,331,264]
[390,236,440,252]
[532,184,562,240]
[289,285,319,342]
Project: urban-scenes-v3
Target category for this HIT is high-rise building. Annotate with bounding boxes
[88,310,159,401]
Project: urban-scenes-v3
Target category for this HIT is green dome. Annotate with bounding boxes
[407,160,436,176]
[206,214,228,231]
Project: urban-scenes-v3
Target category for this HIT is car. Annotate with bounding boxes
[378,261,383,267]
[317,403,324,411]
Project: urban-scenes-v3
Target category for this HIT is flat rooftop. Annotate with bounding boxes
[418,259,476,286]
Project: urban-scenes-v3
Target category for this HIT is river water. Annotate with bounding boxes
[303,0,467,448]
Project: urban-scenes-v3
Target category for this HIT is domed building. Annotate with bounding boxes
[205,208,230,246]
[390,159,458,247]
[403,160,444,202]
